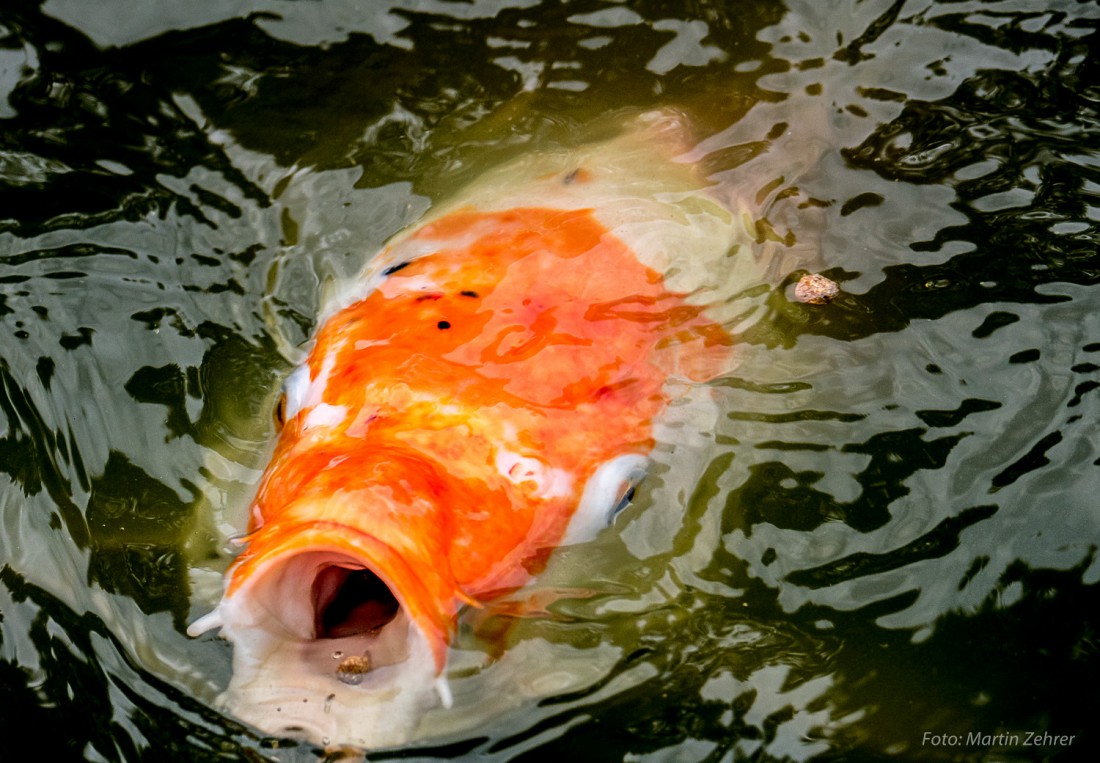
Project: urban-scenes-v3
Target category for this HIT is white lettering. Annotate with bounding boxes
[1025,732,1075,746]
[922,732,962,746]
[925,730,1077,749]
[966,731,1020,747]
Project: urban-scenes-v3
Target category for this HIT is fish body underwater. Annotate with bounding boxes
[189,112,741,748]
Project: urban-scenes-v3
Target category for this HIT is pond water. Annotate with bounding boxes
[1,0,1099,760]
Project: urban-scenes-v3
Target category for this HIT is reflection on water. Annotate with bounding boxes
[1,0,1098,760]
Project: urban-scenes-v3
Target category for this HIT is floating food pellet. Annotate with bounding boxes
[335,654,372,685]
[795,273,839,304]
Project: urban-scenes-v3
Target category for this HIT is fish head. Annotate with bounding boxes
[190,450,464,747]
[189,111,739,749]
[207,556,441,748]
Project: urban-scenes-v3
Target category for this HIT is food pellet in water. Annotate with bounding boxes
[795,273,839,304]
[335,654,372,685]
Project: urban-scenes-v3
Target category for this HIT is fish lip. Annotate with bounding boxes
[195,527,452,747]
[213,602,441,749]
[216,521,452,669]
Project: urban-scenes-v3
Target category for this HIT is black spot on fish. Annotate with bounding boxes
[563,169,580,184]
[383,262,410,276]
[460,290,479,298]
[437,320,451,330]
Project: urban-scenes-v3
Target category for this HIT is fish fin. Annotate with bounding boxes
[456,588,482,609]
[671,321,738,382]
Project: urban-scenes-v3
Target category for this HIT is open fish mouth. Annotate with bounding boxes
[224,549,406,646]
[189,544,447,747]
[312,564,399,641]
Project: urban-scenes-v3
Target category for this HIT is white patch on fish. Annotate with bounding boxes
[495,450,574,499]
[303,403,349,430]
[281,364,311,422]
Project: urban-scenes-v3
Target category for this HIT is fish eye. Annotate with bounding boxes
[611,478,641,518]
[557,454,649,546]
[273,393,287,428]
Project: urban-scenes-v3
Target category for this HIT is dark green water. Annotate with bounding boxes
[1,0,1099,760]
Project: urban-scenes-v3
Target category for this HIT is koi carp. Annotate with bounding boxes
[189,111,739,748]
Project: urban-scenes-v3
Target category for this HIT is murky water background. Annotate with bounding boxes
[1,0,1098,760]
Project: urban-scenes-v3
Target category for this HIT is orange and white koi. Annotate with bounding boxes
[189,112,738,748]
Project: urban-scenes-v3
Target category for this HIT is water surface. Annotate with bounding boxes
[1,0,1098,760]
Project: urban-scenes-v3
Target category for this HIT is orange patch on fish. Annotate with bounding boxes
[227,206,730,666]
